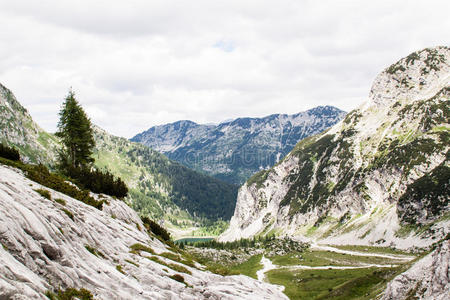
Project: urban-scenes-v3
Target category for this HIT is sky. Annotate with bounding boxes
[0,1,449,138]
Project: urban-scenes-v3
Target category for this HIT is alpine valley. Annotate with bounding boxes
[0,46,449,300]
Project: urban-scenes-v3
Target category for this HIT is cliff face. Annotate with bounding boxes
[220,46,450,249]
[0,164,287,299]
[131,106,346,185]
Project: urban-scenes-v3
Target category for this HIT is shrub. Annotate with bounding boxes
[34,188,51,200]
[141,216,171,241]
[130,243,155,255]
[54,198,66,205]
[116,264,125,274]
[64,166,128,199]
[0,143,20,161]
[169,274,185,284]
[62,208,74,220]
[45,288,93,300]
[85,244,105,258]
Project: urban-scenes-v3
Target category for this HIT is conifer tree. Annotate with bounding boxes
[56,90,95,170]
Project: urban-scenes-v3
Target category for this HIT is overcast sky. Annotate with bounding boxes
[0,1,448,138]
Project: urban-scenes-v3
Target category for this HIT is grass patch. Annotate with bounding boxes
[85,244,105,258]
[34,188,51,200]
[116,264,125,274]
[45,287,94,300]
[271,249,403,267]
[146,255,192,275]
[54,198,66,205]
[125,259,139,267]
[331,245,413,256]
[267,267,399,300]
[61,208,74,220]
[228,254,263,279]
[129,243,155,255]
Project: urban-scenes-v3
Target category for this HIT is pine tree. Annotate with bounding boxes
[56,90,95,170]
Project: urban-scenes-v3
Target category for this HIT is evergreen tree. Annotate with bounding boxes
[56,90,95,169]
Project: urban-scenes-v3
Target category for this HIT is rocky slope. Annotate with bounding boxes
[382,240,449,300]
[131,106,345,185]
[220,46,450,249]
[0,164,287,299]
[0,84,237,233]
[0,83,59,165]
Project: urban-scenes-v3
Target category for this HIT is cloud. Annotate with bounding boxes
[0,0,449,138]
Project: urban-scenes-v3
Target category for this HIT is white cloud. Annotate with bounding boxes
[0,0,449,137]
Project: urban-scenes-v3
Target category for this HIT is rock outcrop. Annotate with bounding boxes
[382,240,450,300]
[0,164,287,299]
[220,46,450,249]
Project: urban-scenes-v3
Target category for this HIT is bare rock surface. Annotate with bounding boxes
[0,165,287,299]
[382,240,450,300]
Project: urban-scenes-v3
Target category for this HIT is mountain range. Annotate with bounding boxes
[220,46,450,250]
[131,106,345,185]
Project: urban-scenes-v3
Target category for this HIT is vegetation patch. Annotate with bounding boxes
[54,198,66,205]
[85,245,105,258]
[116,264,125,274]
[398,162,449,224]
[129,243,155,255]
[34,188,51,200]
[141,216,171,241]
[0,157,105,210]
[0,143,20,161]
[267,267,399,300]
[45,288,94,300]
[62,208,74,220]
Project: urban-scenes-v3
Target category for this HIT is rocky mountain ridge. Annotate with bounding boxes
[131,106,346,184]
[220,46,450,249]
[0,164,286,299]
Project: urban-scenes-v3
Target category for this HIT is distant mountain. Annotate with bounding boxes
[219,46,450,249]
[131,106,346,185]
[0,84,238,234]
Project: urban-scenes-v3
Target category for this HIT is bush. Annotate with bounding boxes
[85,244,105,258]
[45,288,93,300]
[130,243,155,255]
[64,166,128,199]
[34,188,51,200]
[141,216,171,241]
[0,143,20,161]
[169,274,185,283]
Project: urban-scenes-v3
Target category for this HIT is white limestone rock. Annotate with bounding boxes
[0,165,287,299]
[382,240,450,300]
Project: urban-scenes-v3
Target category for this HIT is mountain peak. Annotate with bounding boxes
[368,46,449,109]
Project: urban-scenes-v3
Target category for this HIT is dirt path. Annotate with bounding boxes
[257,255,277,281]
[310,243,415,261]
